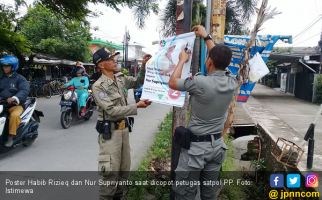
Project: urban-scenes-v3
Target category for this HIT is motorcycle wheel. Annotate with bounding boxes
[61,110,72,129]
[42,85,52,99]
[84,110,93,121]
[22,136,37,147]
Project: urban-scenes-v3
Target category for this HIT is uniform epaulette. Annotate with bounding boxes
[115,72,124,77]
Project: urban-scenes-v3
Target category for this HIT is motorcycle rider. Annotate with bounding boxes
[90,66,102,82]
[64,67,89,116]
[70,61,89,78]
[0,55,30,147]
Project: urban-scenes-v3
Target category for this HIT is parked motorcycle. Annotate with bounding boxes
[0,98,44,152]
[134,85,143,103]
[60,86,95,129]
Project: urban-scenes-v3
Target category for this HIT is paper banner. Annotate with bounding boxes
[141,32,196,107]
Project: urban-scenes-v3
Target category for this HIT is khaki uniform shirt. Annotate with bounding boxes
[92,69,145,121]
[177,71,238,135]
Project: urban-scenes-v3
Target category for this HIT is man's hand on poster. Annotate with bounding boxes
[179,46,191,63]
[144,99,152,106]
[192,25,207,38]
[136,99,152,108]
[142,54,152,65]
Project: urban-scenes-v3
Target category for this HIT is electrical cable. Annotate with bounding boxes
[293,32,321,46]
[293,32,321,42]
[293,15,322,40]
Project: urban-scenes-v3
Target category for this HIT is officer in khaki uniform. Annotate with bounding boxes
[92,48,152,200]
[169,26,238,200]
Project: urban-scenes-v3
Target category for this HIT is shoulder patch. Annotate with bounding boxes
[188,76,194,80]
[98,92,107,98]
[187,72,203,80]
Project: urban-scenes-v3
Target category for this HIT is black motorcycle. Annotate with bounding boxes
[60,86,95,129]
[0,98,44,152]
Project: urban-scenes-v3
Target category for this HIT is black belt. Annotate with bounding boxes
[98,119,128,130]
[112,119,128,130]
[191,134,221,142]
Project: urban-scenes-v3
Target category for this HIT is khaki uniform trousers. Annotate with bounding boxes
[173,137,228,200]
[8,105,23,136]
[98,127,130,200]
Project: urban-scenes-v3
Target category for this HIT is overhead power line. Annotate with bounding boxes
[293,15,322,40]
[293,32,321,42]
[293,32,321,46]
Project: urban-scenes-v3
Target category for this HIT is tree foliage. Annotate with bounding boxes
[161,0,258,37]
[36,0,159,28]
[192,1,206,26]
[18,4,92,61]
[315,75,322,104]
[160,0,176,37]
[0,3,30,55]
[0,0,159,60]
[130,0,159,28]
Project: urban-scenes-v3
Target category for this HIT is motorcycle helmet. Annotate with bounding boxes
[0,55,19,71]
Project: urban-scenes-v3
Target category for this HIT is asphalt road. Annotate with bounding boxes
[251,84,322,152]
[0,90,171,171]
[249,84,322,170]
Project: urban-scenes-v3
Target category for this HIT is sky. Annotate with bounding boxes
[255,0,322,47]
[88,0,322,48]
[87,0,169,53]
[2,0,322,49]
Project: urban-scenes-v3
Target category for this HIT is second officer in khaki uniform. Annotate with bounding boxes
[92,48,152,200]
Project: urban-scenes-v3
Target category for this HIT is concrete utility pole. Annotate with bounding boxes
[124,27,130,70]
[210,0,235,135]
[206,0,212,33]
[319,32,322,74]
[170,0,193,199]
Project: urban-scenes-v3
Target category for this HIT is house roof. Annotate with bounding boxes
[89,39,123,50]
[31,54,94,66]
[271,47,320,57]
[270,47,321,64]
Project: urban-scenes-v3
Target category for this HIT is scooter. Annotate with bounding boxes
[0,98,44,152]
[60,86,95,129]
[134,85,143,103]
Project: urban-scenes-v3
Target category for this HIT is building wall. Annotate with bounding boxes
[294,66,315,102]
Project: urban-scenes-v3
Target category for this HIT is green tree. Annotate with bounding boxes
[0,3,30,55]
[1,0,158,58]
[18,4,92,61]
[161,0,258,37]
[35,0,159,28]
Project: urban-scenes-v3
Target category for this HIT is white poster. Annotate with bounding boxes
[249,52,270,82]
[141,32,196,107]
